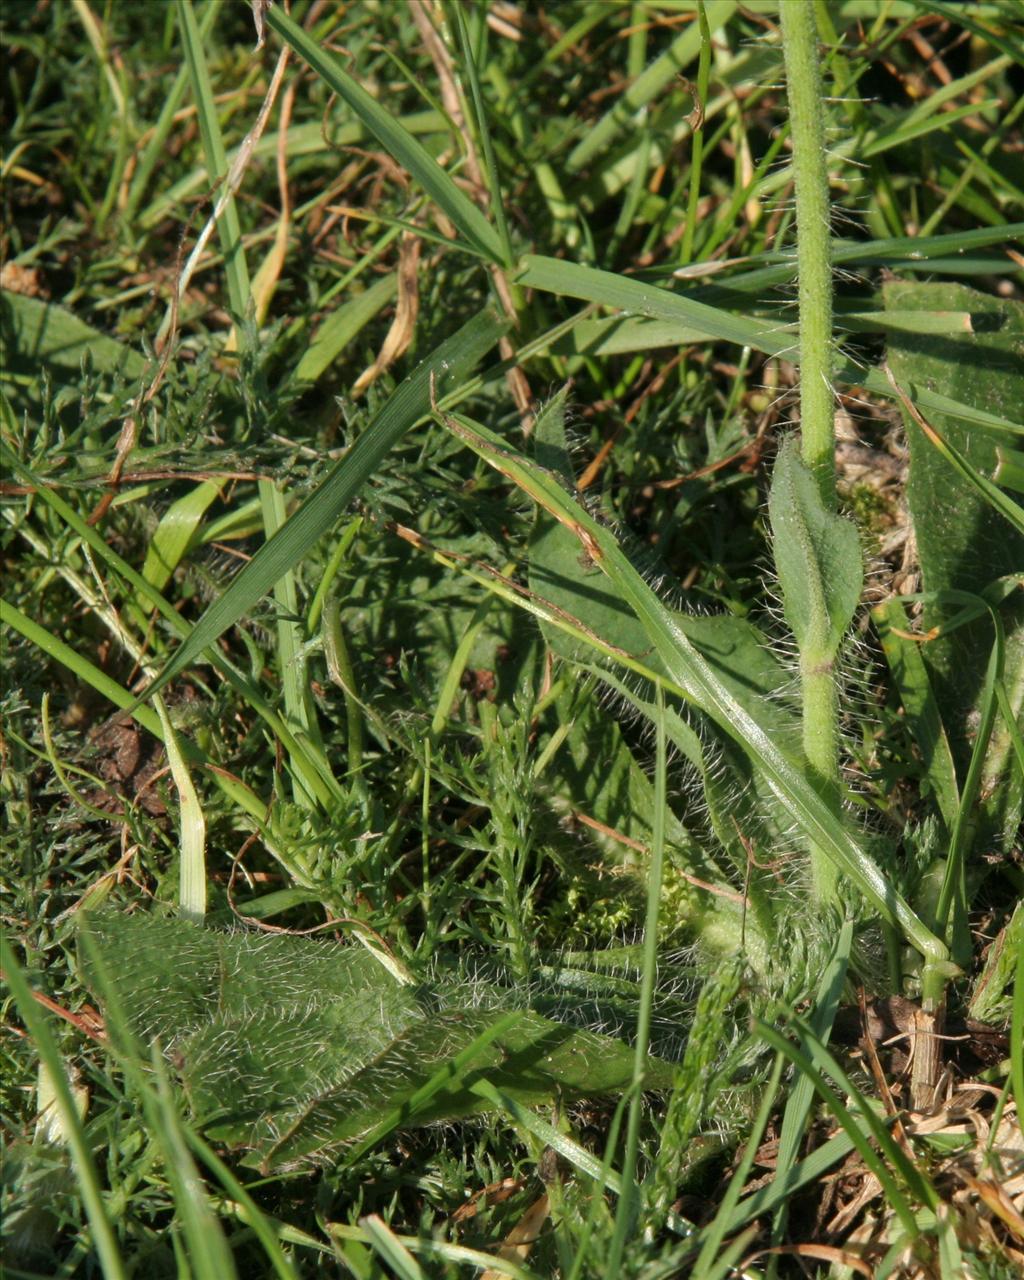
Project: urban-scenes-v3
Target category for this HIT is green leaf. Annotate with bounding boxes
[527,391,798,742]
[0,291,147,380]
[292,272,398,385]
[80,914,672,1170]
[437,407,949,968]
[768,437,862,667]
[873,598,960,831]
[263,6,505,265]
[885,280,1024,777]
[565,0,738,173]
[139,307,508,704]
[517,255,1024,439]
[141,480,221,598]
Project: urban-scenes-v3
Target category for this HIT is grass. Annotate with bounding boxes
[2,1,1023,1276]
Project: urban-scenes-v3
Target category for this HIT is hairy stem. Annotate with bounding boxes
[782,1,841,903]
[781,1,835,510]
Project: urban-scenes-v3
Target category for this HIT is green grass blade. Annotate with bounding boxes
[690,1051,785,1279]
[140,479,221,598]
[755,1022,923,1240]
[1013,923,1024,1129]
[606,684,668,1276]
[292,272,398,385]
[469,1078,622,1194]
[450,3,514,269]
[155,693,207,922]
[887,364,1024,536]
[517,253,793,357]
[258,476,330,807]
[935,615,1004,957]
[519,255,1023,437]
[566,0,737,172]
[770,918,853,1246]
[176,0,250,320]
[2,597,164,740]
[149,1048,240,1280]
[0,936,128,1280]
[361,1216,427,1280]
[136,308,507,704]
[0,597,267,822]
[334,1011,527,1171]
[77,927,240,1280]
[123,0,221,225]
[1,447,340,807]
[873,597,961,831]
[182,1128,302,1280]
[264,4,504,265]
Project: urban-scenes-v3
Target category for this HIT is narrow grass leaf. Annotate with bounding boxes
[292,272,397,384]
[469,1078,622,1194]
[566,0,737,172]
[258,476,329,806]
[517,258,1023,438]
[182,1129,301,1280]
[141,479,221,597]
[690,1052,785,1279]
[328,1223,540,1280]
[123,0,221,224]
[176,0,250,320]
[361,1216,426,1280]
[0,936,128,1280]
[756,1023,922,1240]
[994,445,1024,494]
[935,614,1003,958]
[0,598,271,822]
[1013,920,1024,1129]
[141,112,445,228]
[137,307,507,704]
[149,1048,240,1280]
[517,253,792,357]
[155,694,207,922]
[606,684,668,1276]
[0,446,340,806]
[771,918,853,1245]
[264,5,503,264]
[863,99,1001,158]
[450,3,514,268]
[887,364,1024,537]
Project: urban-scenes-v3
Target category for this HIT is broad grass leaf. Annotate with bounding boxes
[768,437,862,667]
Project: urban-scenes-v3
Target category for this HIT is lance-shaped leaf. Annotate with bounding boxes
[80,914,673,1171]
[768,437,862,669]
[435,407,949,971]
